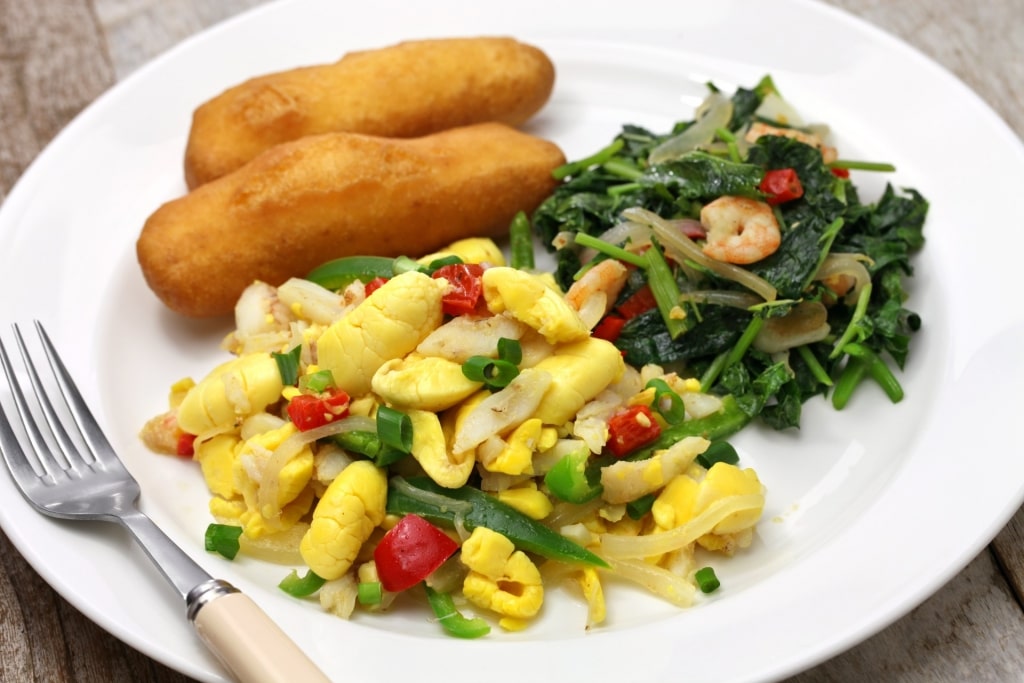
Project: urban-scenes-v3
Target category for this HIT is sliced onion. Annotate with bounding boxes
[578,221,654,264]
[814,252,873,305]
[648,91,734,165]
[602,557,695,608]
[677,289,762,309]
[451,368,553,455]
[752,301,831,354]
[257,415,376,519]
[754,91,806,127]
[599,494,765,559]
[623,207,778,301]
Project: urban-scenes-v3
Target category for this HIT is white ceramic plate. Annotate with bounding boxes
[2,1,1022,681]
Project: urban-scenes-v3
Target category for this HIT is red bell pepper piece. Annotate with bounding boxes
[616,284,657,320]
[364,276,389,295]
[830,166,851,179]
[176,432,197,457]
[592,314,627,342]
[433,263,485,316]
[286,389,351,431]
[759,168,804,205]
[374,514,459,592]
[606,404,662,458]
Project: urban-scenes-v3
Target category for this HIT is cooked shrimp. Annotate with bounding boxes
[700,196,781,265]
[565,259,630,329]
[745,121,837,163]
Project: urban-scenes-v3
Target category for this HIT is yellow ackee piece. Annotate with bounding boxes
[417,237,506,267]
[484,418,542,476]
[695,463,765,534]
[317,271,446,396]
[407,408,474,489]
[194,433,241,500]
[176,353,284,435]
[233,422,315,537]
[530,337,625,426]
[481,267,589,344]
[300,460,387,580]
[495,481,552,520]
[461,527,544,622]
[577,567,606,626]
[371,353,481,412]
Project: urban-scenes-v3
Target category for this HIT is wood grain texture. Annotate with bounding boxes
[0,1,1021,682]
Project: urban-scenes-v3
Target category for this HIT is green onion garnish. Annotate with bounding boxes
[392,255,427,275]
[496,337,522,365]
[694,566,721,594]
[645,378,686,425]
[272,345,302,386]
[357,581,384,605]
[695,441,740,469]
[204,523,243,560]
[643,241,691,339]
[278,569,327,597]
[461,356,519,390]
[376,406,413,453]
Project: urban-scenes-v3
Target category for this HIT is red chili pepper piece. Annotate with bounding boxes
[759,168,804,205]
[606,404,662,458]
[592,315,627,342]
[374,514,459,592]
[364,276,389,295]
[286,389,351,431]
[830,166,851,179]
[433,263,485,316]
[616,284,657,320]
[176,432,197,457]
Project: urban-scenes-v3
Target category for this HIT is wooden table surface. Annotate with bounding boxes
[1,0,1022,681]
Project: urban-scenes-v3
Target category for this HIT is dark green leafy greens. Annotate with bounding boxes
[532,76,927,429]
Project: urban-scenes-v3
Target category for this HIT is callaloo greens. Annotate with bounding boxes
[533,76,927,429]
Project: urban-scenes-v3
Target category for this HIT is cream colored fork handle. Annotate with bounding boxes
[192,592,332,683]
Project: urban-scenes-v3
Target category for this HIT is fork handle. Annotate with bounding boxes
[188,580,331,683]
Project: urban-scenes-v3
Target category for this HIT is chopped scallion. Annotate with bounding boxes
[272,345,302,386]
[643,241,691,339]
[376,406,414,454]
[357,581,384,605]
[496,337,522,365]
[461,356,520,390]
[695,441,740,469]
[645,378,686,425]
[694,566,721,594]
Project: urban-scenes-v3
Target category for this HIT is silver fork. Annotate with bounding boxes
[0,322,331,683]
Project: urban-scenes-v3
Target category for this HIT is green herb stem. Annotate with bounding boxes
[551,138,625,180]
[796,345,833,387]
[831,357,869,410]
[601,158,644,181]
[829,160,897,173]
[572,232,647,268]
[723,315,765,369]
[830,282,873,359]
[843,343,904,403]
[644,242,691,339]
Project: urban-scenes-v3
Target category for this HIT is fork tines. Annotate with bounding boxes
[0,322,101,483]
